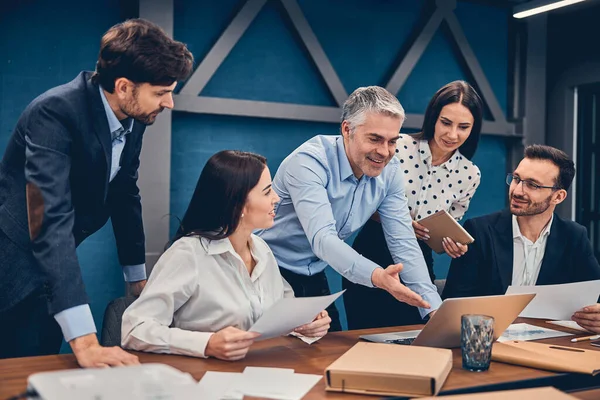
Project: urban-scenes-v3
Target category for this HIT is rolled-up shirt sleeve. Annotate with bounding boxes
[378,167,442,317]
[283,153,380,287]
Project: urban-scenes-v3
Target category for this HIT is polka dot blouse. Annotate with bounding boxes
[395,134,481,221]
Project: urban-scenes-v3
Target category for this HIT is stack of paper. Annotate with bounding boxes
[196,367,322,400]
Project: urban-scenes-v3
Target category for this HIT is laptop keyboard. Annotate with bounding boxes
[384,337,416,345]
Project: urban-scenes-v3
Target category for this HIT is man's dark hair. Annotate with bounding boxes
[92,18,194,92]
[524,144,576,190]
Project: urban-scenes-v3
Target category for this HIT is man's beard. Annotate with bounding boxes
[121,89,164,125]
[509,192,552,216]
[133,108,164,125]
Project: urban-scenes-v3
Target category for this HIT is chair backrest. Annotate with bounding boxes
[101,296,137,347]
[434,279,446,296]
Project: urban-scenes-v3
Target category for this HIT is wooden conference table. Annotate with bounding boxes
[1,318,599,399]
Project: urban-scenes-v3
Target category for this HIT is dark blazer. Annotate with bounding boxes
[0,71,146,315]
[442,209,600,299]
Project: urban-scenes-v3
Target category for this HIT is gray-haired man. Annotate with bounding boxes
[257,86,441,330]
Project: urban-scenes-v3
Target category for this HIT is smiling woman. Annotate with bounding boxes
[121,150,331,361]
[342,81,485,330]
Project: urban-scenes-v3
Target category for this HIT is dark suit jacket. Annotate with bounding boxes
[0,71,146,315]
[442,209,600,299]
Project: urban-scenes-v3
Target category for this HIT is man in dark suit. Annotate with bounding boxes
[0,19,193,367]
[443,145,600,299]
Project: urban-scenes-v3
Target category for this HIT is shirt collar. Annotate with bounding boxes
[512,214,554,242]
[99,86,134,140]
[202,235,270,281]
[337,136,359,182]
[418,140,462,171]
[202,235,270,257]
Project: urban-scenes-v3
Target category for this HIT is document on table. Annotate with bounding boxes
[546,320,593,333]
[505,280,600,320]
[250,290,345,340]
[197,372,241,400]
[497,323,573,342]
[197,367,322,400]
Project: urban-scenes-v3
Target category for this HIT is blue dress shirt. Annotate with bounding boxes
[52,87,147,342]
[258,135,441,317]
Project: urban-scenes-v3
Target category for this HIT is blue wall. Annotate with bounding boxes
[1,0,509,335]
[171,0,509,329]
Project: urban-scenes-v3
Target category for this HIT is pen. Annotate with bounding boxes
[570,334,600,343]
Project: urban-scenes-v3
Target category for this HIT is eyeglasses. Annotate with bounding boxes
[506,173,560,191]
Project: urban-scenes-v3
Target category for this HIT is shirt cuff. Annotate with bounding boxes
[418,291,443,319]
[54,304,97,342]
[123,264,147,282]
[353,256,380,287]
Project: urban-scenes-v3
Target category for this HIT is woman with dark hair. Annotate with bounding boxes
[342,80,483,329]
[122,150,331,361]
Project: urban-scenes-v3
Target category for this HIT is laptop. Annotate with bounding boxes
[360,293,536,348]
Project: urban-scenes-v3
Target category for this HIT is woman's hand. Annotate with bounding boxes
[205,326,260,361]
[412,220,430,241]
[294,311,331,338]
[442,237,468,258]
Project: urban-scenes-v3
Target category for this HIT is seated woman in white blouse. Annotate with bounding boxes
[342,80,484,329]
[122,150,331,361]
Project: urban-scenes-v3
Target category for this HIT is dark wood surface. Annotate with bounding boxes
[1,318,598,399]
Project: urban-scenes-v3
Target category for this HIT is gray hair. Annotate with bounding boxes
[341,86,405,133]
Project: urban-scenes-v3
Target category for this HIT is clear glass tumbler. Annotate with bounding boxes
[461,314,495,372]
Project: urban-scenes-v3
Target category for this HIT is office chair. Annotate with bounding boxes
[434,279,446,296]
[101,296,137,347]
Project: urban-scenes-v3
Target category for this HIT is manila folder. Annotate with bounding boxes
[492,340,600,375]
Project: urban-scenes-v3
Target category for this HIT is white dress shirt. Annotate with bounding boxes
[511,215,554,286]
[395,134,481,221]
[121,234,294,358]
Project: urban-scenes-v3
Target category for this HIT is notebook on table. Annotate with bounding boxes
[417,210,474,254]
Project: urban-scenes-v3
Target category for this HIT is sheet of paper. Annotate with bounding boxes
[289,331,321,344]
[224,368,295,400]
[243,366,294,375]
[546,320,593,333]
[250,290,344,340]
[197,372,242,400]
[497,323,573,342]
[505,280,600,320]
[211,368,321,400]
[232,372,322,400]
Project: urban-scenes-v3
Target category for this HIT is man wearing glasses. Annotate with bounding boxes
[442,144,600,301]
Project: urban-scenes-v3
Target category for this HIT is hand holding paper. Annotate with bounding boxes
[293,310,331,338]
[505,280,600,320]
[249,290,344,340]
[571,303,600,334]
[205,326,261,361]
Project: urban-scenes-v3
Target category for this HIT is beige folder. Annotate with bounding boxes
[416,386,577,399]
[417,210,474,254]
[492,340,600,375]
